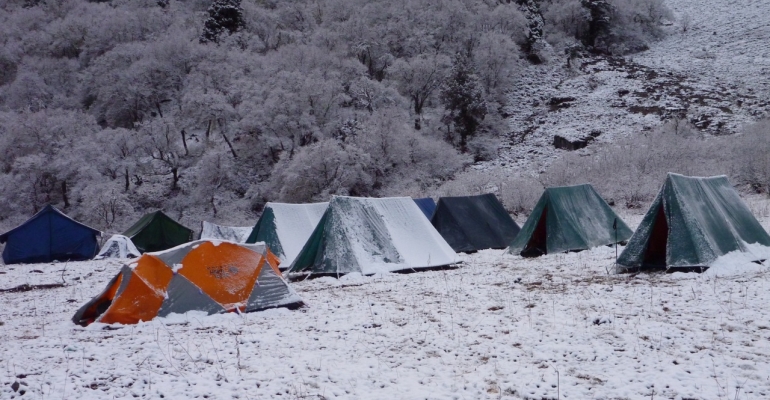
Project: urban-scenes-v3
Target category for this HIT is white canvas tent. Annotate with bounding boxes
[95,235,141,259]
[287,196,459,276]
[246,202,329,267]
[199,221,252,243]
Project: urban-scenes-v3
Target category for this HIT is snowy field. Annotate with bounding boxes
[1,202,769,399]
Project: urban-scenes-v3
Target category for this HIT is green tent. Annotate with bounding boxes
[508,184,633,257]
[287,196,458,276]
[431,193,520,253]
[122,211,193,253]
[245,202,328,268]
[617,173,770,272]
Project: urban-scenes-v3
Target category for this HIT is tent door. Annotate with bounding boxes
[641,203,668,268]
[521,206,548,257]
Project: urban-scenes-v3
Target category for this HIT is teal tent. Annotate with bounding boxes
[245,202,328,268]
[617,173,770,272]
[508,184,633,257]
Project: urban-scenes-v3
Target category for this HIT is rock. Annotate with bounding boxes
[548,97,576,111]
[553,130,601,151]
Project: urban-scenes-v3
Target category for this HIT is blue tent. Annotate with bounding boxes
[413,198,437,219]
[0,205,101,264]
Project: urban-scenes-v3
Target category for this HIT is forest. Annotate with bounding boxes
[0,0,674,231]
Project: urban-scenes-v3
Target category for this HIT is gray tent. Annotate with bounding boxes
[199,221,252,242]
[617,173,770,272]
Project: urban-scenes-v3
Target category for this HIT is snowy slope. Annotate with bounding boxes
[1,201,768,399]
[489,0,770,173]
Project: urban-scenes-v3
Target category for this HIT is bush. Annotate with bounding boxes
[533,119,770,209]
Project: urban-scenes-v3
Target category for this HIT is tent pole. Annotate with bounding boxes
[613,217,618,271]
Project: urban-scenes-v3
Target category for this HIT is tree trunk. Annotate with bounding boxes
[205,119,212,140]
[124,168,130,191]
[155,101,164,118]
[181,129,189,156]
[220,128,238,159]
[172,167,179,190]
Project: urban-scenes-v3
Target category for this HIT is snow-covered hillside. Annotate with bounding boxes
[492,0,770,172]
[1,201,769,399]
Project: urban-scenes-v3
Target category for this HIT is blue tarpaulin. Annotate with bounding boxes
[413,198,436,219]
[0,205,101,264]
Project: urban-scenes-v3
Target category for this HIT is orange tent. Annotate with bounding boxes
[73,241,302,326]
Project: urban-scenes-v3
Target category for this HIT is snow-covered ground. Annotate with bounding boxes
[1,202,769,399]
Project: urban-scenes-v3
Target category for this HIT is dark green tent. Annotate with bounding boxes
[122,211,193,253]
[507,184,633,257]
[617,173,770,272]
[431,193,520,253]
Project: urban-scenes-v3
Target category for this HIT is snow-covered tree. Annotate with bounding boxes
[201,0,245,43]
[441,51,487,153]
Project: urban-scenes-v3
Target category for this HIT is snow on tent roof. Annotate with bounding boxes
[287,196,458,276]
[0,204,101,264]
[413,197,437,219]
[431,193,521,253]
[507,184,633,257]
[245,202,328,267]
[199,221,252,243]
[73,240,302,326]
[122,211,193,253]
[96,234,141,259]
[617,173,770,272]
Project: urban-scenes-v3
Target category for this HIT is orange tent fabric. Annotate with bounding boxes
[73,241,302,326]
